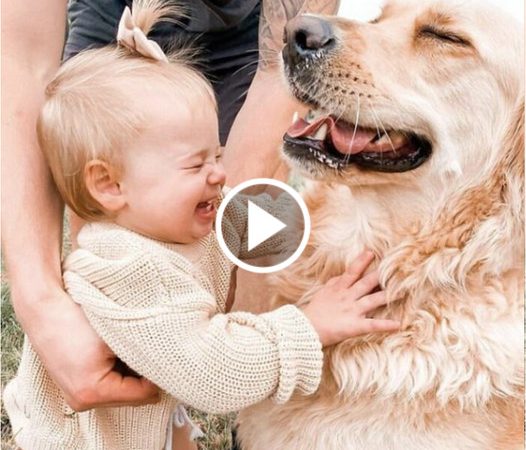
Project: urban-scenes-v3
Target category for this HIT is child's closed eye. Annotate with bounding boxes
[182,148,221,170]
[182,158,206,170]
[185,163,205,170]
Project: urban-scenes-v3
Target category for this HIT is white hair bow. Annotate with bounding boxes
[117,6,168,62]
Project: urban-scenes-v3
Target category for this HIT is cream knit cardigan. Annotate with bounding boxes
[5,199,323,449]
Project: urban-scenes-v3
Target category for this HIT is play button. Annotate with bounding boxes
[216,178,311,273]
[247,201,287,251]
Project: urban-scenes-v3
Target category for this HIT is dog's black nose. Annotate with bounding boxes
[283,15,335,66]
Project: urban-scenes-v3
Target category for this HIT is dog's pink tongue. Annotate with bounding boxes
[286,115,377,154]
[331,121,377,155]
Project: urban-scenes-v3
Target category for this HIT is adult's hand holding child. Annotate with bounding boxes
[17,288,160,412]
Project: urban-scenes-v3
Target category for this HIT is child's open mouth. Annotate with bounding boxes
[195,199,217,220]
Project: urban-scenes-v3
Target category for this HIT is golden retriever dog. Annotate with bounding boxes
[237,0,524,449]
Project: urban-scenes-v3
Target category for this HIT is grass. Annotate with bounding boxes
[1,281,23,450]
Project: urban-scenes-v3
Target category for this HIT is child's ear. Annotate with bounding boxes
[84,160,126,213]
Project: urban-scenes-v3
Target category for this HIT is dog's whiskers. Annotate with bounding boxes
[346,95,361,165]
[368,102,398,156]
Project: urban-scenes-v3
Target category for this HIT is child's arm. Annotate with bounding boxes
[66,263,321,413]
[64,248,398,414]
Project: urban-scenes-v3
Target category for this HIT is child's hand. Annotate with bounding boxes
[301,251,399,347]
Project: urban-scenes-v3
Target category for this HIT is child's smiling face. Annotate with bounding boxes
[115,85,225,243]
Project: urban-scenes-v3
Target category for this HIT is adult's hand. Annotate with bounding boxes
[16,288,160,412]
[258,0,340,70]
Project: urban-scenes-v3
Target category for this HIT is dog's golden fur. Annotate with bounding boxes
[237,0,524,448]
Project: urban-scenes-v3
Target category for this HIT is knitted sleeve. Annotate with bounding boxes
[63,250,323,414]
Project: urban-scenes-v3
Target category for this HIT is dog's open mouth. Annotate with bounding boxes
[283,109,432,173]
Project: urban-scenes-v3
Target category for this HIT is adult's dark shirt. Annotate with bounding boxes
[65,0,261,144]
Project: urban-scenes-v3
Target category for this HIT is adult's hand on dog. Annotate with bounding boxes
[21,288,160,412]
[301,250,400,347]
[258,0,339,69]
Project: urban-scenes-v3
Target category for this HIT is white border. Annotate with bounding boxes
[215,178,311,274]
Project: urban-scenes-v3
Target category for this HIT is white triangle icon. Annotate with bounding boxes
[247,200,287,252]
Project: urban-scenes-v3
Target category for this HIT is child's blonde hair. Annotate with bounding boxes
[38,0,216,221]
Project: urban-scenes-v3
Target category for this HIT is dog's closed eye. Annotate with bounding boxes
[418,25,471,46]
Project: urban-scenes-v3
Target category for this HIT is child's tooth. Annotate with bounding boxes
[313,123,328,140]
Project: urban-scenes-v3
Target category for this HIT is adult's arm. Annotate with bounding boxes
[222,0,340,185]
[1,0,158,411]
